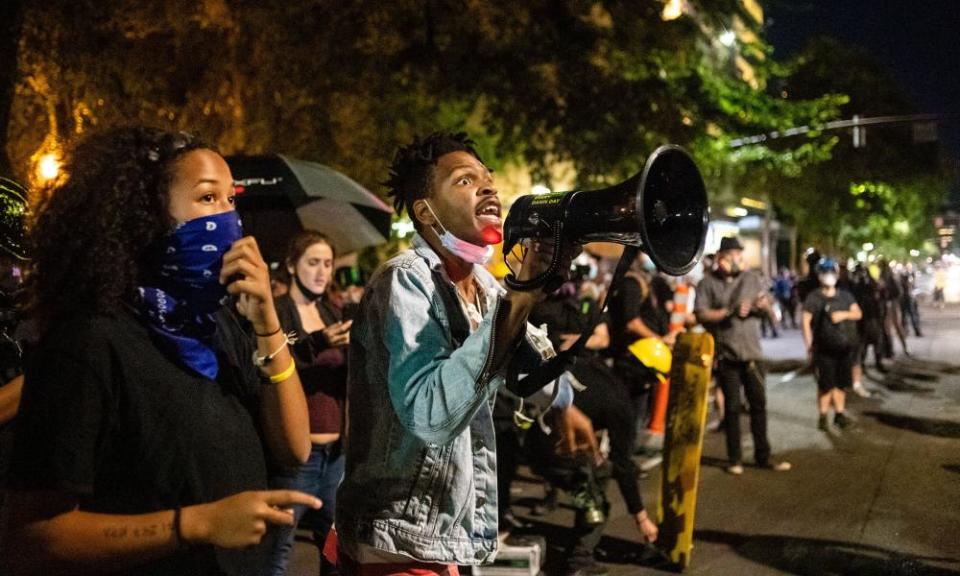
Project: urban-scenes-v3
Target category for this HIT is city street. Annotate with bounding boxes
[292,304,960,575]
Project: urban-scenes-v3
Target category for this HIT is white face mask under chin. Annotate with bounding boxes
[424,201,494,265]
[820,273,838,288]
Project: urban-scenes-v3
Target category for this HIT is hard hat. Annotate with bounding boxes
[628,337,672,380]
[816,257,839,274]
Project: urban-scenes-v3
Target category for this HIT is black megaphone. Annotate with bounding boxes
[502,145,708,291]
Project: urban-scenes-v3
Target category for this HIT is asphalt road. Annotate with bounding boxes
[290,304,960,575]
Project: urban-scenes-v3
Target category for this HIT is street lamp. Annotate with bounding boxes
[719,30,736,47]
[37,152,61,183]
[662,0,684,21]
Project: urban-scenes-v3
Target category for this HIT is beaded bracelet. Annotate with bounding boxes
[252,331,298,367]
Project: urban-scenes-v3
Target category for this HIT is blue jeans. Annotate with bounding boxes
[268,441,344,576]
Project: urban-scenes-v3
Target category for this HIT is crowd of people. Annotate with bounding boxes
[0,126,934,576]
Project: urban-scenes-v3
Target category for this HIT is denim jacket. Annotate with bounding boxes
[336,234,571,565]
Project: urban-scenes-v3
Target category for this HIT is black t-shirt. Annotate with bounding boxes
[528,296,618,390]
[852,280,883,320]
[7,307,269,575]
[803,289,858,353]
[607,276,667,358]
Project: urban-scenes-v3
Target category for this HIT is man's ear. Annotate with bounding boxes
[412,198,436,229]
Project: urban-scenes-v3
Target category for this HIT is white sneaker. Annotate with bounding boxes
[852,383,871,398]
[639,454,663,472]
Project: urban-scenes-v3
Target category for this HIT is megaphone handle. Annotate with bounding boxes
[503,224,567,292]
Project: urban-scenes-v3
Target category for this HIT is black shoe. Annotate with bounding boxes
[834,412,854,430]
[500,511,533,531]
[818,414,829,431]
[530,485,557,516]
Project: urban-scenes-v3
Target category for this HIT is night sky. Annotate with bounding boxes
[765,0,960,159]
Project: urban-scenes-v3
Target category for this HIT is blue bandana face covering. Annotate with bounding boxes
[135,211,243,379]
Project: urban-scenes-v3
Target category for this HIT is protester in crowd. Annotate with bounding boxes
[695,237,791,475]
[267,230,350,576]
[773,267,798,330]
[851,264,886,385]
[933,262,947,310]
[0,127,319,575]
[803,258,862,431]
[796,249,823,306]
[335,132,597,575]
[698,253,726,433]
[333,265,366,322]
[899,263,922,337]
[528,281,657,576]
[607,256,670,447]
[878,259,910,357]
[759,273,779,339]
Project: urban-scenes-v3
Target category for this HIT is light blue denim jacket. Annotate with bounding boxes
[336,234,572,565]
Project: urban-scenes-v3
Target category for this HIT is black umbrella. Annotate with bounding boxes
[226,154,393,263]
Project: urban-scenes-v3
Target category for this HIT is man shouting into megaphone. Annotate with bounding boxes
[335,132,599,575]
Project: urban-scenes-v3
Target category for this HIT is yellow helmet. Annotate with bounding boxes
[628,337,672,381]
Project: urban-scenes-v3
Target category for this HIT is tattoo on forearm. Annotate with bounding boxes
[102,522,172,540]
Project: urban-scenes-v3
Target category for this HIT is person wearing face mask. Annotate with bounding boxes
[802,258,862,432]
[266,230,349,576]
[335,132,598,576]
[1,128,319,576]
[695,237,791,475]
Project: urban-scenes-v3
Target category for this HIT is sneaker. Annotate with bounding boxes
[757,460,792,472]
[852,383,872,398]
[726,463,744,475]
[639,454,663,472]
[818,414,829,431]
[834,412,854,430]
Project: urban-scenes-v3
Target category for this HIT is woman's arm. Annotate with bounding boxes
[1,489,320,575]
[221,237,311,467]
[0,374,23,425]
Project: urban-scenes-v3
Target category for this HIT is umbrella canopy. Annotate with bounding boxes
[226,154,393,262]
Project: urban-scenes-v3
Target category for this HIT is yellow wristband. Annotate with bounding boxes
[268,359,296,385]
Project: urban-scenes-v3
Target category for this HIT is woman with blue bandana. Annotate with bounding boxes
[1,127,318,576]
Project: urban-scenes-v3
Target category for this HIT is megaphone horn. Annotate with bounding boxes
[502,145,709,291]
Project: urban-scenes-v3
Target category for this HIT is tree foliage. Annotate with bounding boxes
[753,38,952,257]
[5,0,846,201]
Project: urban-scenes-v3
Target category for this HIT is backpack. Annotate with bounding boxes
[814,296,858,352]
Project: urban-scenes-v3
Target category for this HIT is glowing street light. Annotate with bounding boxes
[662,0,684,21]
[862,242,875,252]
[719,30,736,47]
[37,153,61,183]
